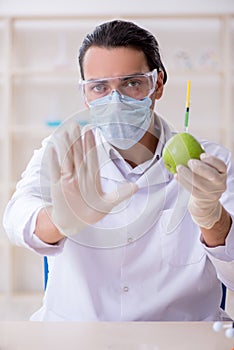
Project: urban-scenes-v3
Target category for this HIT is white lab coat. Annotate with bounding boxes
[3,113,234,321]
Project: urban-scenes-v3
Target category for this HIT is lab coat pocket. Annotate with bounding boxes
[160,209,205,267]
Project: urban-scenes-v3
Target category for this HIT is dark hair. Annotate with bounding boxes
[78,19,167,84]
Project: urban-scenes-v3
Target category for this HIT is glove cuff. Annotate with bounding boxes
[189,201,222,230]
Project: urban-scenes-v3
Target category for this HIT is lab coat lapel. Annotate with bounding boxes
[99,156,127,182]
[136,159,172,188]
[96,133,127,182]
[136,114,174,188]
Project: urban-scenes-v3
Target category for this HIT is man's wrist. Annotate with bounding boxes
[35,207,65,244]
[200,207,232,248]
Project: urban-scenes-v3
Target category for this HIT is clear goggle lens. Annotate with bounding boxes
[80,69,158,103]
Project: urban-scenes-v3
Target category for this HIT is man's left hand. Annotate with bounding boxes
[175,153,227,229]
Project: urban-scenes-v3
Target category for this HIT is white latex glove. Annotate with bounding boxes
[47,123,138,237]
[175,153,227,229]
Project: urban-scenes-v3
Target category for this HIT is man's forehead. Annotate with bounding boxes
[82,46,149,80]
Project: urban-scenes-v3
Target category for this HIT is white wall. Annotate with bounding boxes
[0,0,234,16]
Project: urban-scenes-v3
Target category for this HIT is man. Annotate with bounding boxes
[3,20,234,321]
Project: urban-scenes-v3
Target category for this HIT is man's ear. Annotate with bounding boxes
[155,70,164,100]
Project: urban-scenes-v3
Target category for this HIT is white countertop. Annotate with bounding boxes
[0,321,233,350]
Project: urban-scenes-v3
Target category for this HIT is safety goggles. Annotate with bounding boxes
[80,69,158,103]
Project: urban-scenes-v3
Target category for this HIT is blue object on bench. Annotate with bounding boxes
[43,256,49,290]
[220,283,227,310]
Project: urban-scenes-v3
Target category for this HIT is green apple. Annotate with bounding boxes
[162,132,204,174]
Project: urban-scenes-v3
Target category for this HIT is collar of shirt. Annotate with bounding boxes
[94,113,173,187]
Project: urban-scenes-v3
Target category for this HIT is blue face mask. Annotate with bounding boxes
[89,91,153,150]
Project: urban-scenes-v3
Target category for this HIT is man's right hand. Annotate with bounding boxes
[47,123,138,238]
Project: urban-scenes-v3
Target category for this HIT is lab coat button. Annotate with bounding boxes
[123,286,129,292]
[127,237,133,243]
